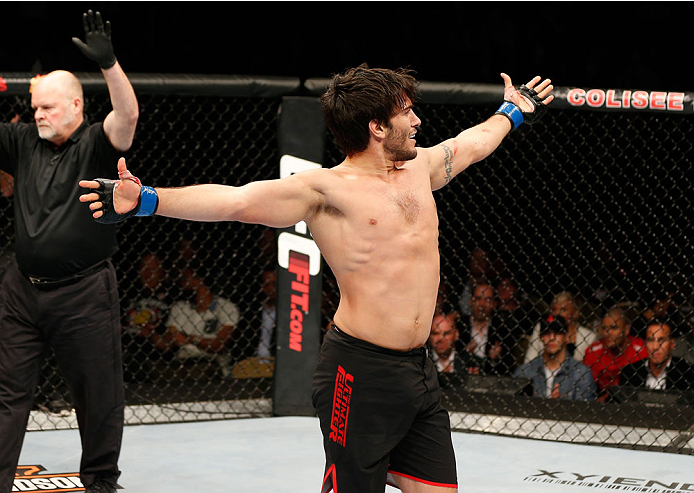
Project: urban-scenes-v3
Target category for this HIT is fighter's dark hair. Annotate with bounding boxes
[320,64,419,157]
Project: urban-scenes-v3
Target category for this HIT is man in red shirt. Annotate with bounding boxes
[583,305,648,399]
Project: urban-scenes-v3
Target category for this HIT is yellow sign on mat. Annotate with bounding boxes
[13,465,84,492]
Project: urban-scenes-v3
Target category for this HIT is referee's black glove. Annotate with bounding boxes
[72,10,117,69]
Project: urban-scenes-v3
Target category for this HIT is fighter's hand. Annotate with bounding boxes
[501,73,554,124]
[79,157,141,223]
[71,10,117,69]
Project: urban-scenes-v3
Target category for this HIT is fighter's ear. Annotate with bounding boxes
[369,119,386,140]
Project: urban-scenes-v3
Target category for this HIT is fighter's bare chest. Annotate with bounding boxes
[340,180,436,228]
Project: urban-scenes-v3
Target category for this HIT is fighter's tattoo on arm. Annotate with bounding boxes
[442,143,454,185]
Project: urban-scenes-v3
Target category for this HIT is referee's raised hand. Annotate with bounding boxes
[72,9,117,69]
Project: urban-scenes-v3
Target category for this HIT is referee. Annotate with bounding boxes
[0,10,138,493]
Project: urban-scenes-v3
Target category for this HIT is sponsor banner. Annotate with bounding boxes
[14,465,83,492]
[273,155,323,415]
[522,468,694,492]
[273,97,325,416]
[553,87,694,113]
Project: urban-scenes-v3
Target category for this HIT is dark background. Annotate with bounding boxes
[0,1,689,91]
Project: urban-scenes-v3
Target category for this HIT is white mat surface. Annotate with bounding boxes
[18,416,694,492]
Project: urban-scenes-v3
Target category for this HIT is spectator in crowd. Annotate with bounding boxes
[121,252,176,381]
[457,282,513,375]
[583,305,648,399]
[619,319,694,391]
[514,315,597,401]
[631,287,684,339]
[524,291,596,364]
[495,275,540,370]
[458,247,502,318]
[591,301,640,340]
[428,312,482,387]
[0,11,138,493]
[673,315,694,366]
[162,269,240,379]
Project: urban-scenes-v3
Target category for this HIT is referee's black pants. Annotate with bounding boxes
[0,260,124,492]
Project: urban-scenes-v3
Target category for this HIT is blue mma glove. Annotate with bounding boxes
[495,84,549,130]
[92,177,159,224]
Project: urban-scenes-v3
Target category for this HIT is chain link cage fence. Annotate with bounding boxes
[1,74,693,454]
[418,95,694,455]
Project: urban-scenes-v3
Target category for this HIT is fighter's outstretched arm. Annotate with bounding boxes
[426,73,554,191]
[79,157,322,228]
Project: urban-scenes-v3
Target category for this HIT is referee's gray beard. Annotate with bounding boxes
[37,124,56,141]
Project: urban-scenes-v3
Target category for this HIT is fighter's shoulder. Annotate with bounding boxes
[287,166,336,180]
[412,145,439,162]
[287,166,341,192]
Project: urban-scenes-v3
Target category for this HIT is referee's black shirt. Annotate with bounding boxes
[0,118,121,278]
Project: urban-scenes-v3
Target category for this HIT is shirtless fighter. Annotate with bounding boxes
[79,65,553,493]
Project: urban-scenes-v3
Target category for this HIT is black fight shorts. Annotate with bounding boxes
[312,326,457,493]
